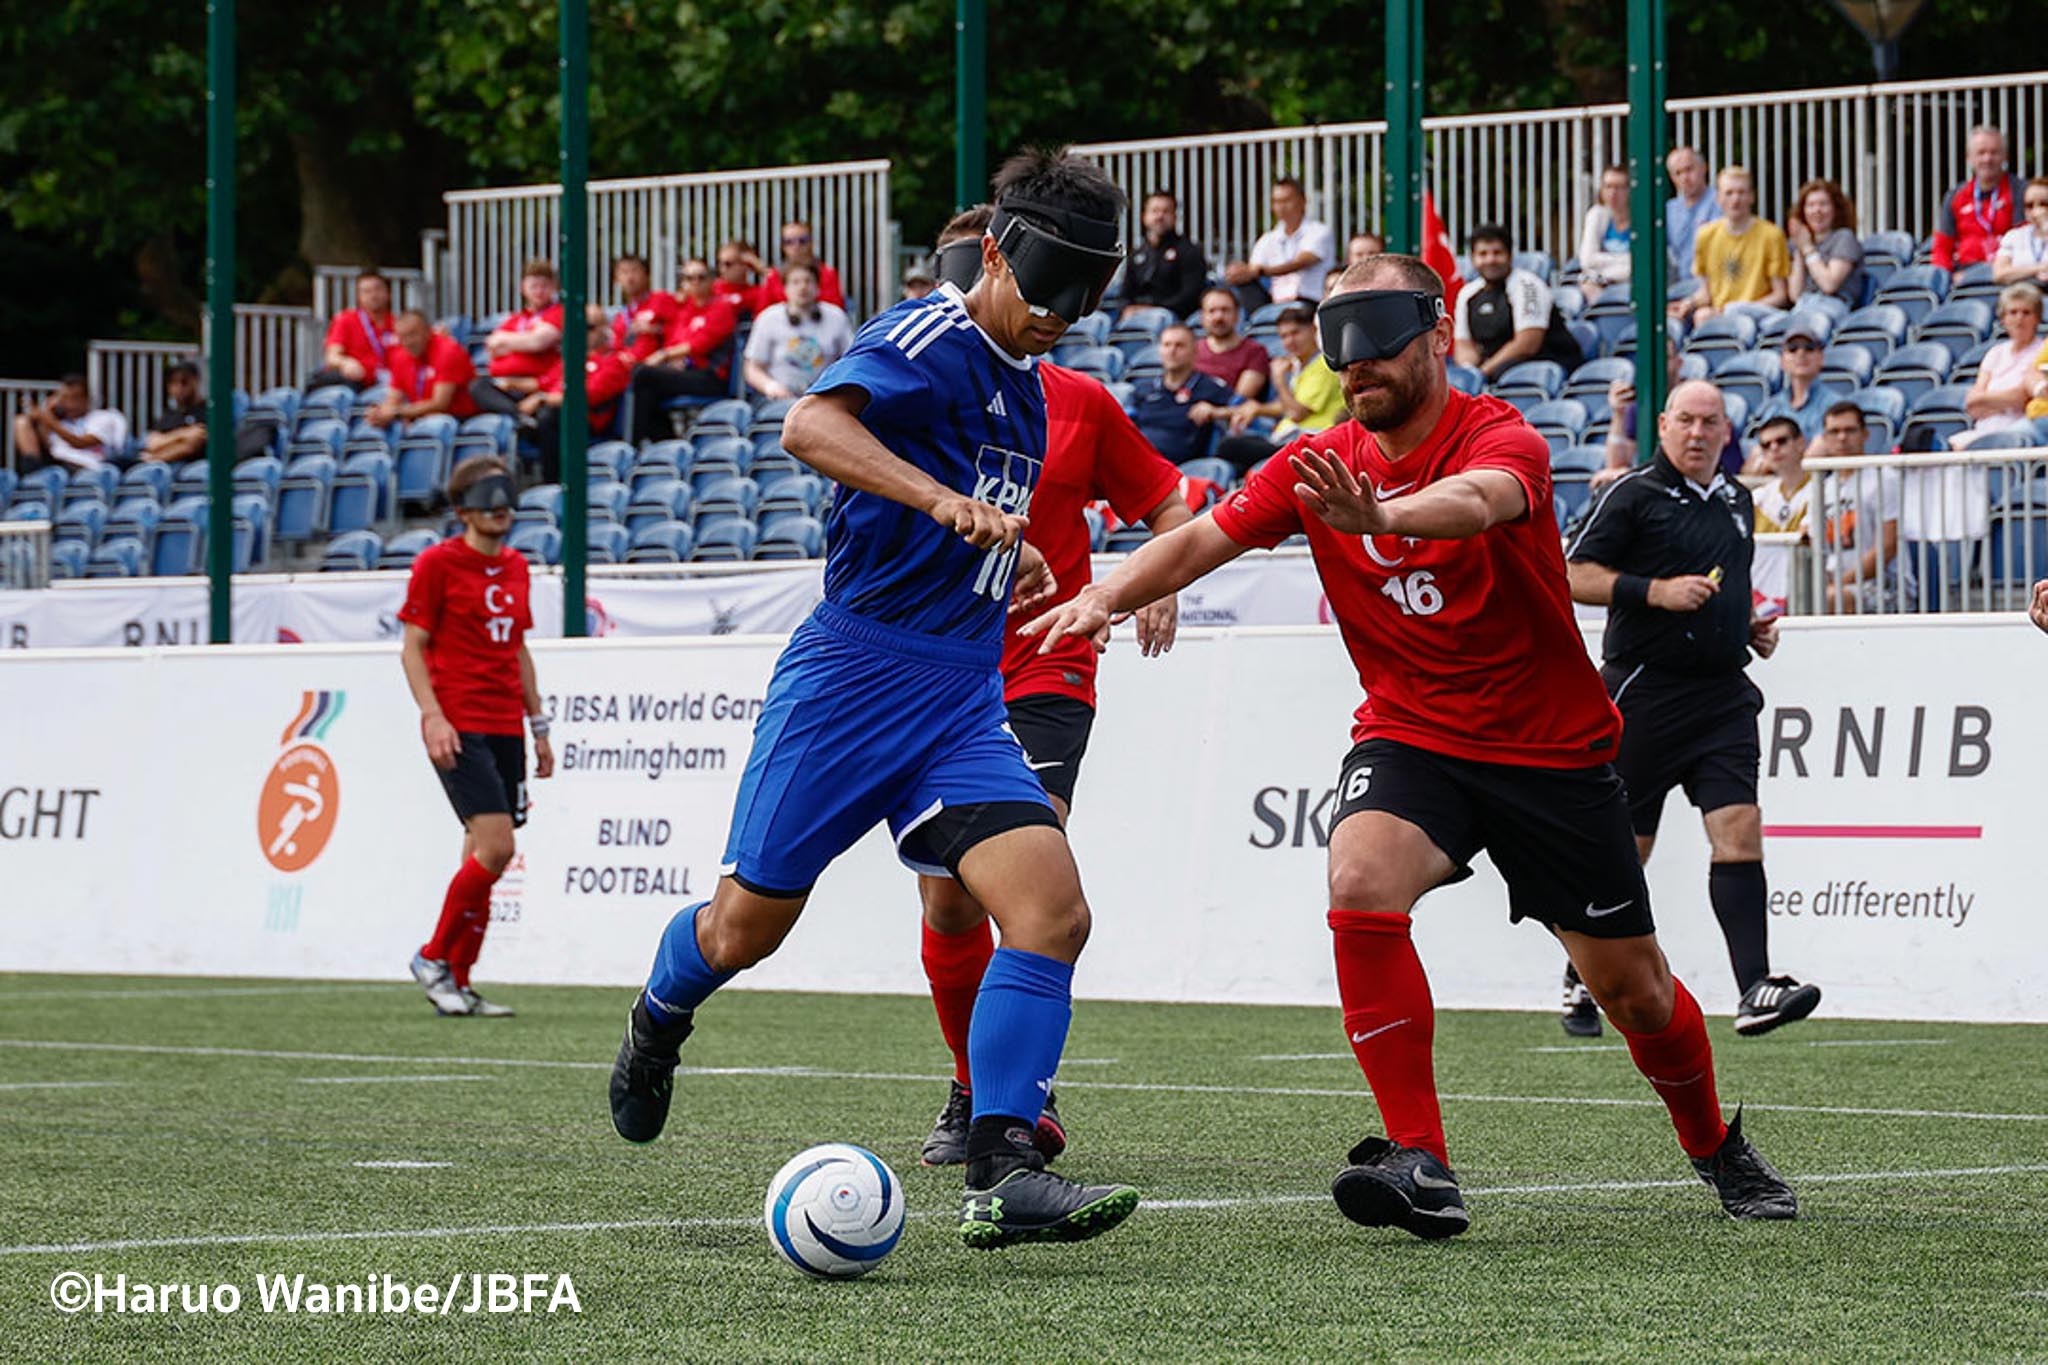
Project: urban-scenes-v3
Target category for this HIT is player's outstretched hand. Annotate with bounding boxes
[1649,574,1719,612]
[1291,448,1388,537]
[1009,543,1058,617]
[2030,579,2048,634]
[1021,583,1114,655]
[929,492,1026,551]
[421,714,462,771]
[1127,593,1179,657]
[533,734,555,779]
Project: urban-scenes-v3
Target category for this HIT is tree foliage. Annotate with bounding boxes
[0,0,2037,374]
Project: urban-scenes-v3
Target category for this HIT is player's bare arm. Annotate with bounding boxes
[1567,559,1721,612]
[1023,513,1244,654]
[1130,490,1196,656]
[1290,448,1527,540]
[784,388,1026,552]
[400,622,461,770]
[519,642,554,780]
[1008,542,1058,617]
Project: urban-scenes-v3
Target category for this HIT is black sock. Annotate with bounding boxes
[965,1114,1039,1188]
[1708,861,1771,992]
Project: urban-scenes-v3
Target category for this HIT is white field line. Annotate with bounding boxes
[298,1075,490,1086]
[352,1160,453,1170]
[3,1038,2045,1125]
[1251,1053,1353,1061]
[1524,1045,1630,1054]
[1808,1038,1952,1048]
[0,985,406,1002]
[0,1081,118,1092]
[4,1163,2046,1259]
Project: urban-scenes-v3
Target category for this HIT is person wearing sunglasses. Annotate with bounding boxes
[1749,415,1813,617]
[755,219,847,310]
[1992,177,2048,287]
[630,256,739,441]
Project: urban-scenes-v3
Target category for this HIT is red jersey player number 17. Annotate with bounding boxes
[396,457,551,1020]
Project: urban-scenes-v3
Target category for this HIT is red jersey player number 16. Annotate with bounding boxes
[397,456,552,1020]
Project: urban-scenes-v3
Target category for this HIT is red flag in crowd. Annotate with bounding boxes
[1421,192,1461,314]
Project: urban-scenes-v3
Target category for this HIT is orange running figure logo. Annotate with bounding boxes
[257,690,346,873]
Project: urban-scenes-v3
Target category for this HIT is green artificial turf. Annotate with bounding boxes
[1,975,2043,1361]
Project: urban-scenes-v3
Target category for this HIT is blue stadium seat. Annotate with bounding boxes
[298,385,353,432]
[586,439,635,485]
[693,476,761,526]
[586,521,631,564]
[1949,337,2002,388]
[82,538,143,579]
[587,478,629,524]
[1065,346,1126,382]
[687,398,755,440]
[1177,457,1237,490]
[1582,282,1634,319]
[64,465,118,507]
[454,412,515,463]
[1835,304,1910,355]
[752,515,825,560]
[625,479,693,536]
[1512,250,1555,283]
[1064,312,1114,345]
[1445,362,1486,396]
[1874,342,1954,407]
[1522,399,1589,455]
[1563,355,1631,401]
[6,500,51,523]
[1554,285,1587,319]
[0,469,19,509]
[376,528,438,571]
[1874,263,1950,326]
[1083,505,1107,552]
[515,483,563,531]
[691,519,758,561]
[287,417,349,466]
[102,498,163,552]
[1552,444,1606,479]
[631,438,694,491]
[1913,299,1994,359]
[1911,383,1973,423]
[327,450,390,534]
[172,459,212,500]
[435,315,473,348]
[1951,261,2001,304]
[745,397,797,437]
[319,529,383,571]
[1554,481,1594,529]
[1841,386,1908,450]
[391,413,458,509]
[1683,313,1759,366]
[1713,350,1782,411]
[233,455,283,501]
[232,493,270,569]
[48,540,88,580]
[1719,390,1751,438]
[507,524,561,565]
[152,499,208,576]
[1121,344,1164,382]
[117,462,174,505]
[688,435,749,488]
[626,519,695,563]
[1820,344,1878,393]
[275,455,336,543]
[746,442,803,491]
[1492,359,1566,412]
[15,466,67,509]
[1565,319,1599,362]
[1108,305,1176,344]
[758,472,826,522]
[53,503,105,551]
[1105,525,1152,554]
[1861,230,1915,268]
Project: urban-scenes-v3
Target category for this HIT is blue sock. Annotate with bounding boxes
[967,948,1074,1122]
[642,902,733,1024]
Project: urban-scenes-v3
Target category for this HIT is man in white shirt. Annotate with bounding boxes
[742,262,855,400]
[1816,401,1914,614]
[11,374,129,473]
[1224,178,1336,310]
[1452,225,1583,379]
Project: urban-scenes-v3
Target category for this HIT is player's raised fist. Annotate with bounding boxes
[930,492,1026,551]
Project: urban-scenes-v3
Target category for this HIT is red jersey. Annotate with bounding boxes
[715,280,762,320]
[1210,389,1621,768]
[387,333,478,418]
[324,308,397,378]
[488,303,565,379]
[537,350,637,433]
[612,291,681,362]
[1002,362,1181,706]
[397,538,533,735]
[760,263,846,310]
[666,294,739,378]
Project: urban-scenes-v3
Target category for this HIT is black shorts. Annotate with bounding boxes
[1005,694,1095,808]
[1332,738,1654,939]
[1603,664,1762,838]
[436,731,528,828]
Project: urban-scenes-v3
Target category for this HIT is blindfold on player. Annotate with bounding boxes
[459,473,517,512]
[1316,289,1446,369]
[936,195,1124,325]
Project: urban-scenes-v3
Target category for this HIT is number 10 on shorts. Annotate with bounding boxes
[1379,571,1442,617]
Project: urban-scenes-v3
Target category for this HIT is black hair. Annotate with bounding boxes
[356,268,388,284]
[166,360,200,382]
[1824,399,1868,426]
[989,147,1126,232]
[1276,304,1317,329]
[1273,177,1305,196]
[613,253,650,271]
[1468,224,1514,252]
[1755,415,1803,443]
[58,372,87,389]
[1144,190,1177,208]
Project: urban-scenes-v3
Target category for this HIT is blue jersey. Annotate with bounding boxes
[807,284,1049,644]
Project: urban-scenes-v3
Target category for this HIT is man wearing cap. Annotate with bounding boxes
[1753,315,1833,445]
[610,147,1148,1254]
[1026,254,1798,1240]
[399,455,552,1019]
[1564,379,1822,1042]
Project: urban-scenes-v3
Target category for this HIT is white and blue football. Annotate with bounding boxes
[762,1142,905,1279]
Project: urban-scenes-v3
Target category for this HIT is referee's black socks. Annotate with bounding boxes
[1708,861,1770,993]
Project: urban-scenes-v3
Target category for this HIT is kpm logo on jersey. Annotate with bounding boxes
[256,690,346,873]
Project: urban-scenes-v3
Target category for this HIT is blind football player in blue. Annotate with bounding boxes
[610,148,1141,1251]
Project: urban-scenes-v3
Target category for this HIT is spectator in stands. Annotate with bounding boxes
[1754,315,1831,442]
[611,254,679,365]
[1992,177,2048,286]
[1673,167,1789,323]
[1346,232,1386,268]
[1596,338,1739,486]
[369,311,479,428]
[471,307,633,482]
[714,239,764,319]
[1750,416,1812,617]
[1121,191,1208,320]
[1952,283,2045,448]
[1453,225,1583,379]
[1785,179,1864,305]
[630,256,738,441]
[310,269,398,390]
[743,262,854,400]
[479,259,565,397]
[1210,303,1344,470]
[1665,147,1720,280]
[1128,324,1239,465]
[1223,177,1335,311]
[1816,400,1913,613]
[11,373,127,472]
[752,221,847,310]
[1191,288,1269,401]
[901,260,937,300]
[138,360,207,463]
[1932,126,2017,274]
[1575,164,1634,304]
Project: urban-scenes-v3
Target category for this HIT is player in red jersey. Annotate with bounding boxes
[399,456,553,1017]
[1026,254,1797,1236]
[914,206,1195,1168]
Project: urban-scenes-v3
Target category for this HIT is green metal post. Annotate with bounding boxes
[205,0,235,642]
[955,0,986,208]
[1383,0,1424,253]
[559,0,588,637]
[1627,0,1669,438]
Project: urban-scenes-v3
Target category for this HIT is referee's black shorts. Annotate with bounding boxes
[1602,663,1762,838]
[435,731,529,828]
[1331,738,1654,939]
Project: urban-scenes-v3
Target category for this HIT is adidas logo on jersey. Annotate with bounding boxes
[986,392,1007,418]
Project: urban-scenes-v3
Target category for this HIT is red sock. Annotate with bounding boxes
[921,919,994,1087]
[1618,977,1728,1158]
[1329,909,1446,1164]
[424,858,499,984]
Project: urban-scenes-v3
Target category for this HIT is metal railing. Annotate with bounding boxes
[311,266,434,323]
[442,158,892,323]
[87,340,196,444]
[1076,71,2047,278]
[211,306,317,396]
[1799,448,2048,615]
[0,521,51,589]
[1,379,51,472]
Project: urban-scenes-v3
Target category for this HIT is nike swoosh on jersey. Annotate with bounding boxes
[1584,901,1632,918]
[485,566,504,575]
[1372,481,1417,500]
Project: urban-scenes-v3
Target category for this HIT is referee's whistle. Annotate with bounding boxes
[1707,565,1724,586]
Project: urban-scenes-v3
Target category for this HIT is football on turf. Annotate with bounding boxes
[763,1142,905,1278]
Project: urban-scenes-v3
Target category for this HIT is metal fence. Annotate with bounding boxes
[1076,71,2048,277]
[311,266,434,323]
[1,379,52,472]
[442,158,892,323]
[0,521,51,589]
[87,340,195,444]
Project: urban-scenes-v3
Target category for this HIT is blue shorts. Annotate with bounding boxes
[719,601,1056,897]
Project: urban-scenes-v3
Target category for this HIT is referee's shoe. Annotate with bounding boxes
[1734,975,1822,1036]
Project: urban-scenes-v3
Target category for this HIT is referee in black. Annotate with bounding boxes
[1561,379,1822,1039]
